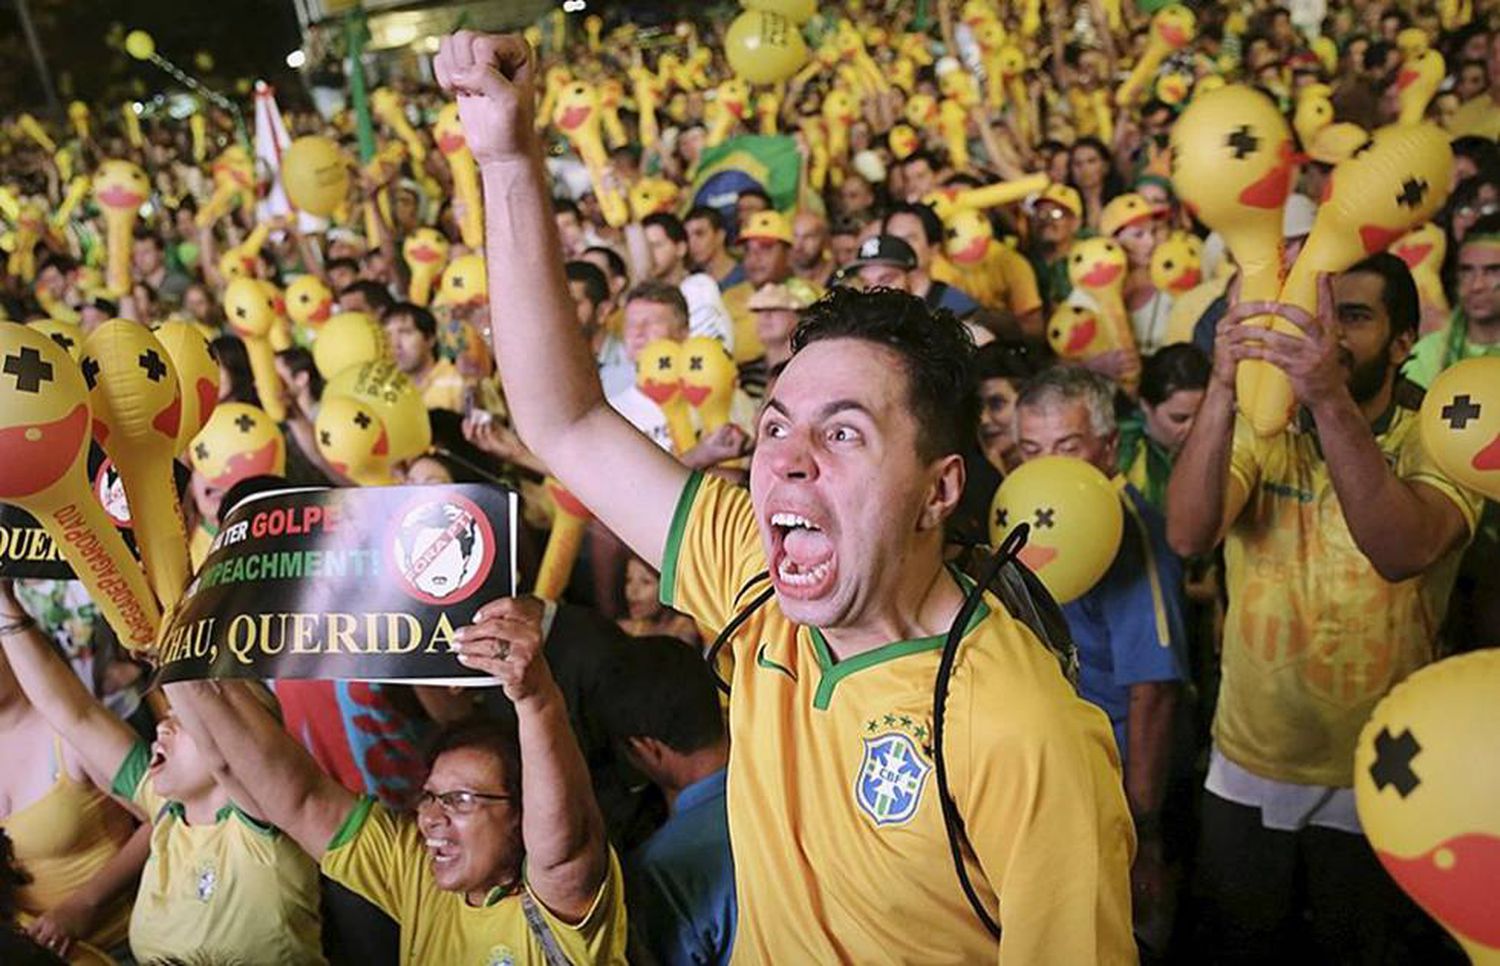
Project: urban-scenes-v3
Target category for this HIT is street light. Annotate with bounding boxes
[286,49,307,69]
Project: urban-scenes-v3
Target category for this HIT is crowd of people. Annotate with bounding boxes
[1,0,1498,963]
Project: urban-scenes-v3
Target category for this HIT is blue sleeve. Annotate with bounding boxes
[1103,492,1186,688]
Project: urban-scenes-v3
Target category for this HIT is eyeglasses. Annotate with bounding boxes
[417,789,514,816]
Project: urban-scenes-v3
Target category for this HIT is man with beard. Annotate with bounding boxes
[436,31,1133,964]
[1167,253,1480,962]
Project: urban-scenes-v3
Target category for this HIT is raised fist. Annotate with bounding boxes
[434,31,538,165]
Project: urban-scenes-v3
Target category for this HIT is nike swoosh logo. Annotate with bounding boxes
[756,643,796,681]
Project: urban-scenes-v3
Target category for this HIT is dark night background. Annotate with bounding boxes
[1,0,318,115]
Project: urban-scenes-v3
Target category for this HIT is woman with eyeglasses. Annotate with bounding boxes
[162,595,626,965]
[0,583,326,965]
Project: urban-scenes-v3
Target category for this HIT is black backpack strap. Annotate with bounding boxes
[704,571,774,695]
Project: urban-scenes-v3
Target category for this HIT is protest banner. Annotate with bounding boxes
[154,482,517,686]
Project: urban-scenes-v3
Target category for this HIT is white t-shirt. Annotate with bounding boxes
[607,385,759,455]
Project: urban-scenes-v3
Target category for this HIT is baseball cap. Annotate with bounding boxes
[1034,184,1083,219]
[740,210,793,245]
[846,234,918,271]
[1099,193,1168,237]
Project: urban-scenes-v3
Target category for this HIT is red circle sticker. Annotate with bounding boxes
[93,458,132,529]
[388,493,496,605]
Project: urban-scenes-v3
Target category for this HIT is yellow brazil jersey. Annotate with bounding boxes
[417,357,469,413]
[321,797,628,966]
[932,248,1043,319]
[110,742,327,965]
[1219,408,1482,786]
[661,472,1136,965]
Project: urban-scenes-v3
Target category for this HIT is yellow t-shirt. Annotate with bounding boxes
[933,248,1044,319]
[111,742,326,966]
[661,472,1136,965]
[417,357,469,413]
[1448,94,1500,140]
[720,281,766,366]
[1219,408,1483,786]
[321,797,628,966]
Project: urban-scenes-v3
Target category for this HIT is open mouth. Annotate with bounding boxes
[557,105,591,131]
[1171,268,1203,291]
[769,509,837,598]
[1473,432,1500,472]
[1080,262,1122,287]
[1377,833,1500,947]
[1393,243,1432,268]
[1238,141,1294,209]
[1358,223,1407,255]
[1065,317,1099,355]
[0,403,89,500]
[97,185,144,209]
[952,235,989,264]
[425,837,459,867]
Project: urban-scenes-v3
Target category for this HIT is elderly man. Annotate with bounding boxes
[163,597,626,965]
[436,31,1134,964]
[1015,366,1187,948]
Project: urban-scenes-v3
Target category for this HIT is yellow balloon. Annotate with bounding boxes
[679,336,737,433]
[990,456,1123,604]
[1116,5,1195,108]
[1256,122,1455,435]
[1419,357,1500,502]
[285,275,335,331]
[27,319,83,361]
[124,30,155,61]
[433,253,487,309]
[402,228,450,307]
[725,10,808,86]
[314,395,397,486]
[1353,651,1500,962]
[223,277,286,423]
[0,322,160,649]
[280,136,349,217]
[1149,231,1204,295]
[1046,303,1106,359]
[533,478,590,601]
[312,311,389,380]
[92,159,149,298]
[188,402,286,492]
[152,320,220,453]
[743,0,817,24]
[323,360,431,463]
[636,338,696,454]
[1170,86,1296,434]
[81,320,191,608]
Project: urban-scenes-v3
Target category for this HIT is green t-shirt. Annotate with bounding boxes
[1403,316,1500,389]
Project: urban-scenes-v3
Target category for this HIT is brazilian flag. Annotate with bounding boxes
[689,135,801,227]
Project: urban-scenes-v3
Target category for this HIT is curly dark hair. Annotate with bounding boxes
[790,286,978,463]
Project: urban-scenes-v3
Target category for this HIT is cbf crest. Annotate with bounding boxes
[855,730,932,827]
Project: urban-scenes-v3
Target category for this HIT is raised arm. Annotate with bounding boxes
[1233,279,1470,581]
[437,31,687,569]
[1165,308,1253,556]
[0,583,136,785]
[162,678,355,861]
[454,596,607,922]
